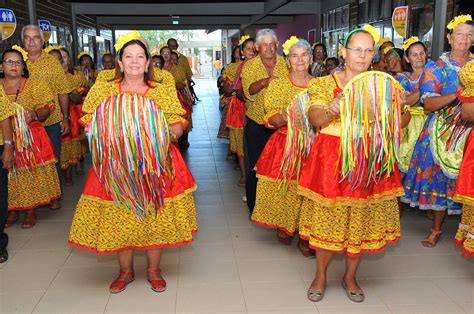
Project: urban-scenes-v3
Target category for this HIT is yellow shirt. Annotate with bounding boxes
[165,64,187,84]
[81,80,186,127]
[0,87,14,145]
[26,51,73,126]
[0,79,55,143]
[66,70,87,91]
[221,62,240,82]
[177,53,193,79]
[241,56,289,124]
[263,76,310,125]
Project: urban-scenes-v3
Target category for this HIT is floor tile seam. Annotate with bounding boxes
[429,277,470,312]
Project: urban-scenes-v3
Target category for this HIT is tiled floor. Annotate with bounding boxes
[1,78,473,313]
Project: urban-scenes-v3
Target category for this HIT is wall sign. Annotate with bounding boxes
[0,8,16,40]
[38,19,52,42]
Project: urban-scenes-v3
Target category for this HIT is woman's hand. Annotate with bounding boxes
[170,124,184,142]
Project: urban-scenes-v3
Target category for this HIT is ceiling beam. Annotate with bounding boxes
[240,0,290,29]
[72,2,265,15]
[111,24,277,31]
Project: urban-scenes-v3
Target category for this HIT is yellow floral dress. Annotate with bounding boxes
[222,61,245,156]
[27,51,72,126]
[297,74,403,255]
[0,87,14,138]
[68,80,198,254]
[164,64,193,131]
[3,79,61,210]
[251,76,312,235]
[61,70,87,170]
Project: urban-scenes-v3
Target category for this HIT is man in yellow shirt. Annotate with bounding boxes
[241,28,289,214]
[22,24,72,199]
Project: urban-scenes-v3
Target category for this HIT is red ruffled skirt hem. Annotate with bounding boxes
[225,96,245,129]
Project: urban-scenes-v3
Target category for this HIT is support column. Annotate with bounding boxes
[431,0,447,60]
[112,28,116,54]
[71,4,79,65]
[27,0,37,24]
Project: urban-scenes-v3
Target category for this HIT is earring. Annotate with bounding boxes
[120,67,124,73]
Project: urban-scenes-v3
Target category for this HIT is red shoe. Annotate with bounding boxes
[109,271,135,294]
[277,230,292,246]
[5,212,18,228]
[22,212,36,229]
[147,269,167,292]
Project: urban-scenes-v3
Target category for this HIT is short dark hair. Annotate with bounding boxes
[79,54,96,71]
[2,48,29,78]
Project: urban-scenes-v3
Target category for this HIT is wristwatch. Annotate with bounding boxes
[3,140,13,145]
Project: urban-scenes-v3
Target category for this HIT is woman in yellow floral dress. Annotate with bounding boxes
[2,47,60,229]
[251,37,314,257]
[68,32,197,294]
[298,26,409,302]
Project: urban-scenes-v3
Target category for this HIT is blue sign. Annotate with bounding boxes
[0,8,16,40]
[38,19,52,41]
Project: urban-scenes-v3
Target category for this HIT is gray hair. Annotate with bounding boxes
[21,24,44,41]
[285,39,313,60]
[255,28,277,44]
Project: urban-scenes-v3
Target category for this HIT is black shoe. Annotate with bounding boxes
[0,248,8,263]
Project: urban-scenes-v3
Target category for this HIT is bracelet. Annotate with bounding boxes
[63,115,70,120]
[34,111,39,120]
[325,109,333,120]
[3,140,13,145]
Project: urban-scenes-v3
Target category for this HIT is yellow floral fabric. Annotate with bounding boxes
[299,198,400,255]
[69,193,198,254]
[26,51,73,126]
[178,53,193,79]
[8,161,60,210]
[67,70,87,91]
[221,62,240,82]
[455,204,474,256]
[0,87,14,145]
[0,80,55,143]
[229,128,244,156]
[241,56,289,124]
[61,140,82,170]
[252,180,303,235]
[398,107,427,173]
[166,64,187,84]
[81,80,186,126]
[263,76,308,124]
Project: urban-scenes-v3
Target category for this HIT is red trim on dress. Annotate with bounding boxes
[250,219,297,236]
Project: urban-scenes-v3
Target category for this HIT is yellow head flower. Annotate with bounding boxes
[114,31,141,52]
[361,24,380,45]
[77,51,91,60]
[238,35,250,46]
[158,43,168,52]
[447,14,472,31]
[12,45,28,61]
[282,36,300,55]
[402,36,420,51]
[151,51,160,57]
[311,42,321,50]
[384,46,394,56]
[338,47,343,57]
[101,51,111,58]
[378,37,391,47]
[44,45,63,54]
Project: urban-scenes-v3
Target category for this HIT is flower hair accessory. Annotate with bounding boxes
[238,35,250,46]
[447,14,472,31]
[311,42,321,49]
[402,36,419,51]
[114,31,141,52]
[361,24,380,45]
[101,51,111,58]
[12,45,28,61]
[282,36,300,55]
[151,51,160,57]
[158,43,168,52]
[44,45,63,54]
[378,37,391,47]
[77,51,91,60]
[383,46,394,56]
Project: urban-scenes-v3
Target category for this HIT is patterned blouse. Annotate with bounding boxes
[0,86,14,144]
[241,55,289,124]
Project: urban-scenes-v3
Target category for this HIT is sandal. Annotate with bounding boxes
[49,201,61,210]
[298,239,316,258]
[421,229,442,248]
[147,269,167,292]
[109,271,134,294]
[276,230,292,245]
[5,211,19,228]
[342,280,365,303]
[22,212,36,229]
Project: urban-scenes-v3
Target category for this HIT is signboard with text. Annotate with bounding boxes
[392,6,409,38]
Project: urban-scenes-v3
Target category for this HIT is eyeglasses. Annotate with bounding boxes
[3,60,23,67]
[345,47,375,56]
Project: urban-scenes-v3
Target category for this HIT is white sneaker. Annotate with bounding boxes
[242,195,247,203]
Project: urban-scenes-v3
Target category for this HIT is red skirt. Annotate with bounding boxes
[63,102,83,141]
[82,143,196,200]
[454,131,474,205]
[255,127,292,180]
[297,133,403,206]
[15,121,56,168]
[225,96,245,129]
[178,90,192,117]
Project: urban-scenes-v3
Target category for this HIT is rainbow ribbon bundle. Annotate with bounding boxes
[87,94,173,220]
[339,71,404,190]
[279,90,315,188]
[439,102,472,152]
[11,102,36,174]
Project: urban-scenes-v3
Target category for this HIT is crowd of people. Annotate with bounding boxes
[0,14,472,304]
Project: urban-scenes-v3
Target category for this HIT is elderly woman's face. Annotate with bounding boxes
[288,46,311,73]
[242,41,256,60]
[118,43,149,77]
[448,23,474,53]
